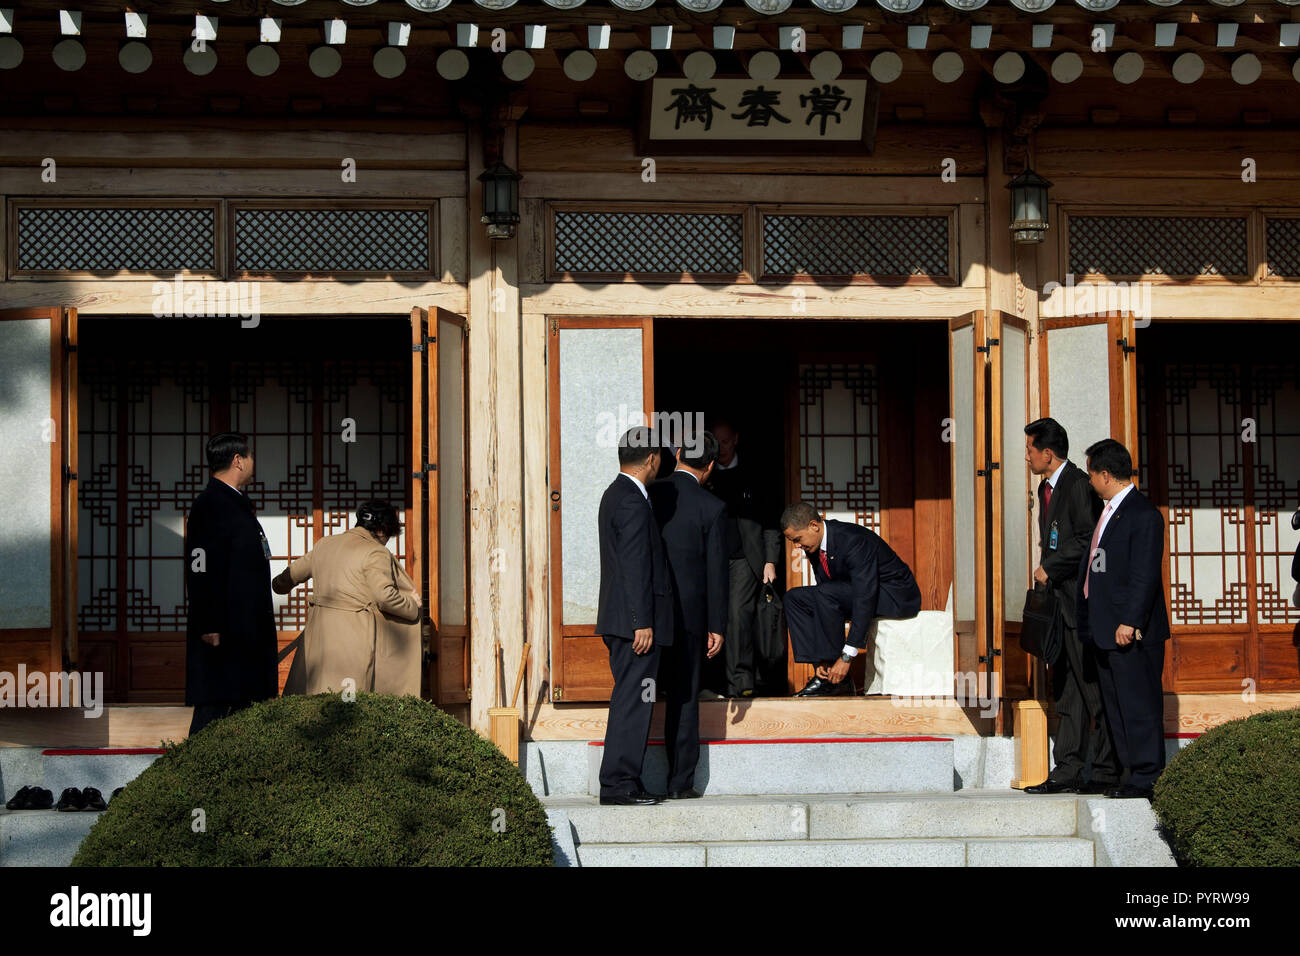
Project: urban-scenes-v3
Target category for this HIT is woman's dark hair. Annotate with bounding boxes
[356,499,401,538]
[206,432,249,472]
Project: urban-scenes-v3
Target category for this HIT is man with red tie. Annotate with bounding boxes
[780,501,922,697]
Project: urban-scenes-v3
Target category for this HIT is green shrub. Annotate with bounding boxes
[74,693,554,866]
[1152,707,1300,867]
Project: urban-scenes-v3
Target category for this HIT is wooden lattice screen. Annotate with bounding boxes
[763,214,950,278]
[1068,214,1249,277]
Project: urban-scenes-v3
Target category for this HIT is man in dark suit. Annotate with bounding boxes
[185,433,280,736]
[595,426,675,806]
[1076,439,1170,799]
[649,431,728,798]
[1021,418,1120,795]
[780,502,922,697]
[704,418,783,698]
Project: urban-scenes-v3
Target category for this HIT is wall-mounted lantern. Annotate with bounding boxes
[1006,168,1052,244]
[478,161,522,240]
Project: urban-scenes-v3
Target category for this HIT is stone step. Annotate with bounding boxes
[0,809,101,867]
[548,791,1079,845]
[575,837,1097,868]
[583,736,956,796]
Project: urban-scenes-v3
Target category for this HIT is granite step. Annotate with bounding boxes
[0,809,101,867]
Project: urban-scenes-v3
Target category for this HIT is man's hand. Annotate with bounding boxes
[828,658,852,684]
[1033,565,1049,586]
[706,632,723,659]
[201,633,220,647]
[762,562,777,585]
[1115,624,1136,647]
[632,627,654,655]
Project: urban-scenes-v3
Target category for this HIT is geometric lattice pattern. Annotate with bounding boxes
[795,363,881,587]
[553,210,745,275]
[764,215,949,277]
[1249,366,1300,625]
[1264,217,1300,277]
[16,205,216,273]
[233,207,431,274]
[1069,215,1248,277]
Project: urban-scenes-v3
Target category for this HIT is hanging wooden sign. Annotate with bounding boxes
[639,76,879,154]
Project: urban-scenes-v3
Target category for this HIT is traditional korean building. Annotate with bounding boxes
[1,0,1298,767]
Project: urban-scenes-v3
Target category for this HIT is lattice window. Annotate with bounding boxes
[1264,218,1300,278]
[1068,215,1248,277]
[1162,363,1250,626]
[233,206,432,274]
[77,360,123,633]
[1250,366,1300,625]
[15,205,216,274]
[795,363,881,587]
[763,214,949,277]
[552,210,745,276]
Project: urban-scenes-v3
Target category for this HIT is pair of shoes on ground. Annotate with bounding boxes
[598,787,704,806]
[1023,778,1151,799]
[793,675,857,698]
[5,785,123,811]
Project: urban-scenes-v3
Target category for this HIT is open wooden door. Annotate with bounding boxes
[949,310,994,705]
[990,311,1032,700]
[0,307,77,682]
[410,306,471,704]
[548,316,654,702]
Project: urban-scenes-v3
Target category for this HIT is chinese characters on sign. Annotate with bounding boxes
[646,78,873,147]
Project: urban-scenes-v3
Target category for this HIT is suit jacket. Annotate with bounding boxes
[595,473,675,646]
[705,461,782,582]
[1076,486,1171,651]
[1036,460,1103,628]
[812,519,922,649]
[649,470,729,639]
[184,477,280,707]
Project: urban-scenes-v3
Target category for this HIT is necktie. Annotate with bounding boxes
[819,550,831,580]
[1043,481,1053,513]
[1083,501,1112,599]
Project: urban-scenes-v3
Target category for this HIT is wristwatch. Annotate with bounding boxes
[840,652,854,663]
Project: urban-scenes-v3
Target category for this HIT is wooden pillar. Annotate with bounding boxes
[466,111,526,735]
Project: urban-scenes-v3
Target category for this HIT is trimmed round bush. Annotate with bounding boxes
[1152,707,1300,867]
[74,693,553,866]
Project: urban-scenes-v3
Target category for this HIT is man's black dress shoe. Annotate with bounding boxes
[1079,780,1117,795]
[599,790,662,806]
[5,786,33,810]
[666,788,702,800]
[56,787,86,812]
[28,787,54,810]
[82,787,108,811]
[1023,779,1080,794]
[111,787,124,803]
[1105,783,1154,800]
[794,675,858,698]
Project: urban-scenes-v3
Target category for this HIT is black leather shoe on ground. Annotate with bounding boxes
[28,787,54,810]
[796,675,857,697]
[111,787,124,803]
[1023,779,1080,794]
[56,787,85,812]
[599,790,662,806]
[1105,783,1154,799]
[5,786,33,810]
[1079,780,1117,795]
[666,788,702,800]
[82,787,108,811]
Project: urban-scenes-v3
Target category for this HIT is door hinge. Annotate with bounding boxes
[412,463,435,480]
[553,685,563,701]
[64,467,78,482]
[977,337,1000,354]
[978,649,1003,664]
[976,461,1000,477]
[550,317,558,335]
[1116,337,1135,356]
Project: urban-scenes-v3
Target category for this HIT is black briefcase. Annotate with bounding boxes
[754,583,787,694]
[1019,584,1063,666]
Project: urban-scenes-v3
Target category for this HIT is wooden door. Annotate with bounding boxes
[0,307,77,683]
[547,316,654,702]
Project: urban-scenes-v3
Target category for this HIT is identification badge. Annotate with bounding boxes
[259,530,272,561]
[1048,522,1059,551]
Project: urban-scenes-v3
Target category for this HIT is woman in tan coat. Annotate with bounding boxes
[272,500,423,696]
